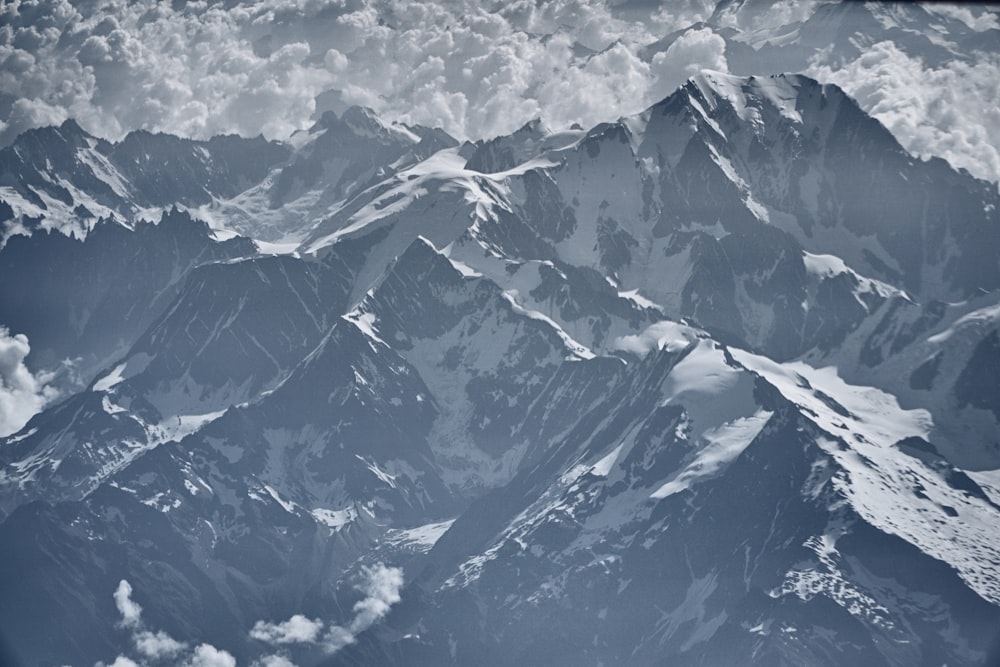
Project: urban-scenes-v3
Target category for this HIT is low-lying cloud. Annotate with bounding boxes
[134,630,187,661]
[99,566,403,667]
[112,580,143,629]
[183,644,237,667]
[249,615,323,646]
[251,563,404,655]
[0,326,57,437]
[99,579,232,667]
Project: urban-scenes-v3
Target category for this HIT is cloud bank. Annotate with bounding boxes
[1,1,998,185]
[0,0,714,146]
[808,41,1000,186]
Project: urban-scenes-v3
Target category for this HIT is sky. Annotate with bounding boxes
[1,0,998,186]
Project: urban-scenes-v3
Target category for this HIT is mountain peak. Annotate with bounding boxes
[684,70,819,124]
[316,105,422,145]
[513,117,550,138]
[57,118,87,138]
[10,117,93,153]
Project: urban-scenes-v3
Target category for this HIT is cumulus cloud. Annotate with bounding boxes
[183,644,237,667]
[0,0,336,145]
[0,0,694,145]
[924,5,1000,32]
[347,563,404,633]
[251,656,297,667]
[319,562,404,653]
[98,657,140,667]
[134,630,188,660]
[102,571,402,666]
[0,326,57,437]
[249,615,323,645]
[113,580,143,629]
[648,26,729,102]
[3,0,996,188]
[104,579,229,667]
[808,41,1000,184]
[250,563,404,656]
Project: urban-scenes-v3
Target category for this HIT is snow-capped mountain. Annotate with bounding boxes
[1,72,998,667]
[0,120,290,241]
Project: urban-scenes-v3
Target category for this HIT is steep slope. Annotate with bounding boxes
[452,72,993,362]
[0,120,290,242]
[206,107,459,243]
[0,72,998,667]
[336,338,1000,667]
[0,208,256,386]
[808,293,1000,470]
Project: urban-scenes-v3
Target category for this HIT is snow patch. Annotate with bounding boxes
[803,251,906,300]
[651,410,773,498]
[502,290,595,360]
[733,350,1000,605]
[385,518,456,550]
[590,443,625,478]
[93,363,127,392]
[263,484,298,514]
[356,455,397,488]
[311,506,358,529]
[927,302,1000,345]
[344,310,387,347]
[610,321,700,358]
[618,289,660,310]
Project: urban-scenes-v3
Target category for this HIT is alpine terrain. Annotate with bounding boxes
[1,70,999,667]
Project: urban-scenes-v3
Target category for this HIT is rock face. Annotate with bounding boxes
[1,75,999,667]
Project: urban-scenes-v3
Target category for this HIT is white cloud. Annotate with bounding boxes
[3,0,995,188]
[249,563,405,656]
[251,656,298,667]
[249,614,323,645]
[100,580,239,667]
[713,0,820,32]
[112,580,143,629]
[183,644,237,667]
[924,5,1000,32]
[649,1,717,29]
[99,657,140,667]
[134,630,187,660]
[0,0,338,145]
[320,624,355,654]
[649,26,729,102]
[348,563,404,633]
[0,326,57,437]
[808,41,1000,184]
[0,0,694,145]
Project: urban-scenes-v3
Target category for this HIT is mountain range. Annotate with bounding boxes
[1,70,999,666]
